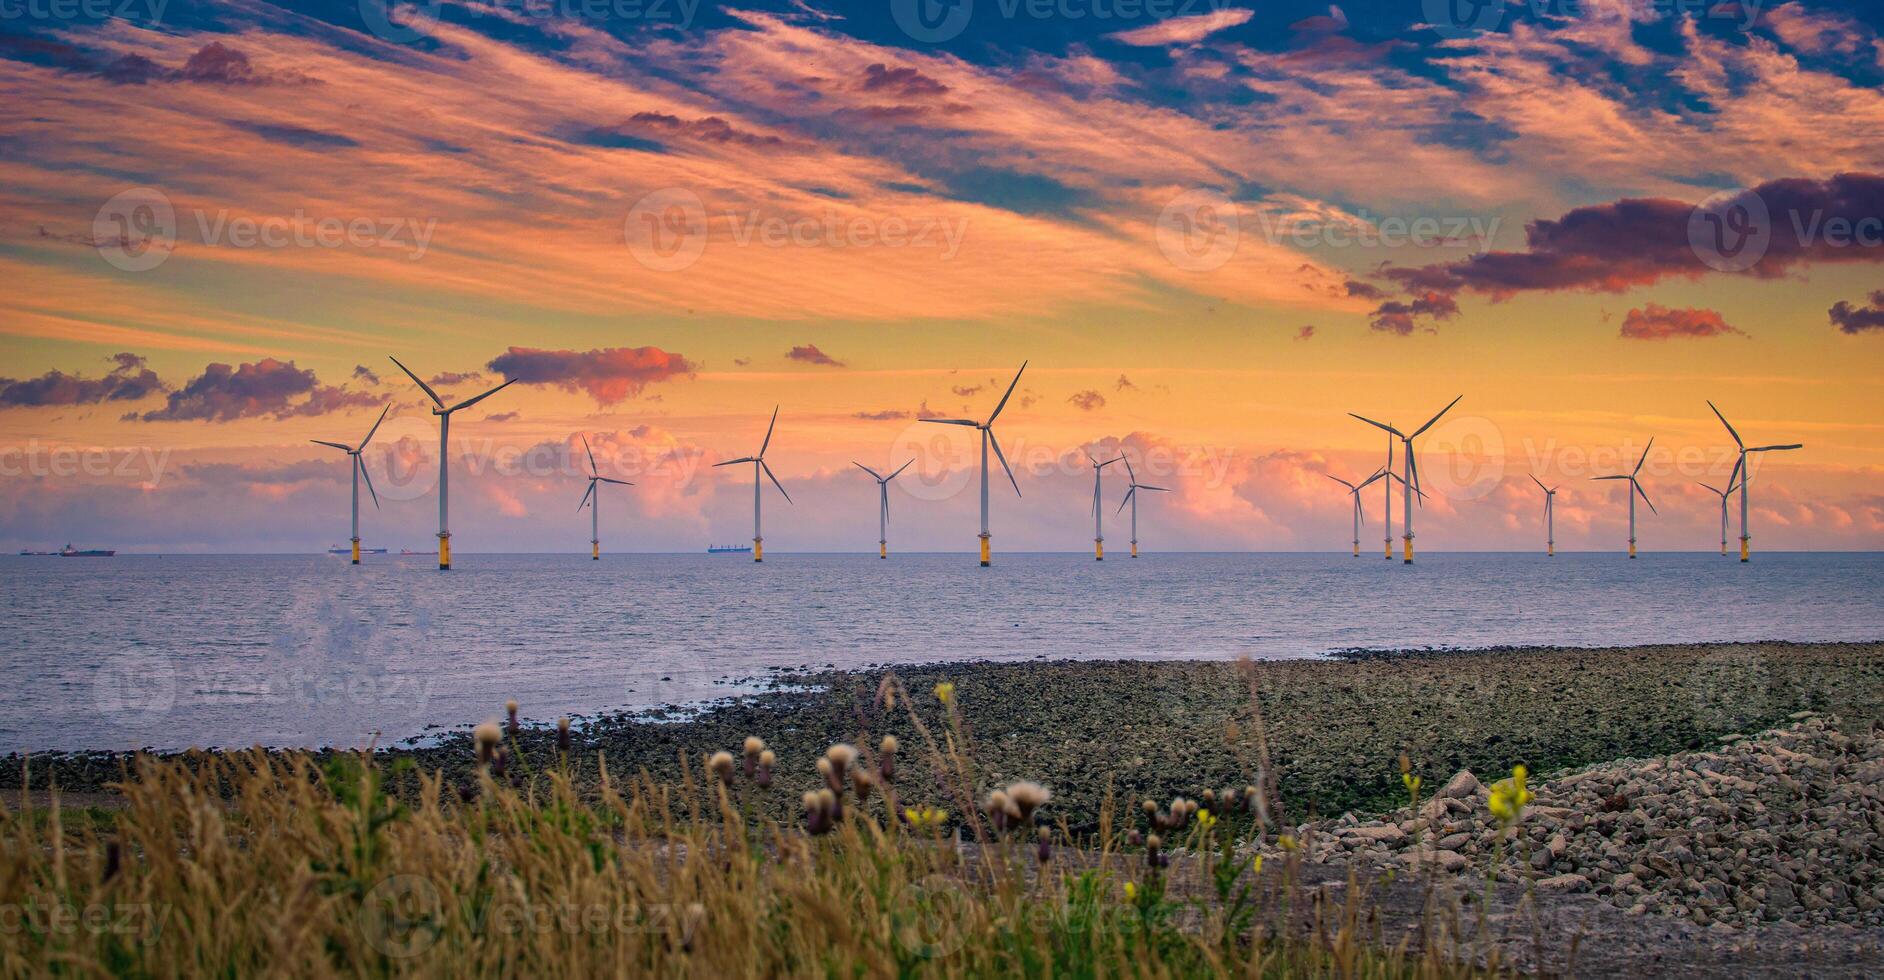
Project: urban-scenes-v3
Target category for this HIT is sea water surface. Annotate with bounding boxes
[3,551,1881,753]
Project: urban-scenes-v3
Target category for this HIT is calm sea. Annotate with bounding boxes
[3,552,1881,753]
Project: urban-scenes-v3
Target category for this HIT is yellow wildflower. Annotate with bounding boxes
[904,806,948,830]
[1196,809,1218,831]
[934,681,955,705]
[1278,834,1299,852]
[1251,854,1264,875]
[1123,882,1137,901]
[1401,772,1422,797]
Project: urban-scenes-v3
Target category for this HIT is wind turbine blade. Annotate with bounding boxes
[1635,479,1658,515]
[853,462,884,481]
[1728,453,1745,488]
[1633,436,1654,476]
[1410,395,1463,438]
[311,439,353,451]
[1348,413,1404,437]
[920,418,979,427]
[1140,485,1170,492]
[359,457,380,509]
[598,477,633,486]
[1530,474,1548,492]
[1591,475,1629,481]
[1357,469,1387,490]
[988,361,1027,423]
[1083,448,1096,465]
[1750,443,1803,452]
[760,405,779,457]
[357,404,391,451]
[577,481,594,511]
[1117,487,1133,514]
[888,458,914,480]
[388,356,444,408]
[582,435,597,476]
[1324,474,1357,490]
[715,456,757,467]
[762,460,792,503]
[1407,448,1423,505]
[1707,400,1744,449]
[449,377,517,413]
[1697,482,1722,496]
[1101,455,1125,467]
[988,428,1021,497]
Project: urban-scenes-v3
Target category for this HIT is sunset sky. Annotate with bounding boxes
[2,0,1881,553]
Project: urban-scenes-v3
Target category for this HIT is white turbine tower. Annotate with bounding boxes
[1325,469,1387,557]
[1696,480,1744,557]
[1529,475,1559,557]
[1117,458,1171,558]
[714,406,790,562]
[1351,395,1461,564]
[1593,438,1657,558]
[1707,401,1803,563]
[576,435,632,560]
[852,459,913,558]
[921,361,1027,567]
[310,404,390,564]
[388,357,517,570]
[1085,449,1124,560]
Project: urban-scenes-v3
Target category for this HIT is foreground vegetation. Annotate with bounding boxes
[4,677,1518,978]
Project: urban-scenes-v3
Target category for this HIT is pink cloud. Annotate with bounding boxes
[1619,304,1746,340]
[1109,10,1255,47]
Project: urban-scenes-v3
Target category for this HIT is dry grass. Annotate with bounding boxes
[1,675,1511,978]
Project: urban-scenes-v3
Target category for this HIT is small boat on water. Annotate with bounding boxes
[328,545,390,556]
[400,549,438,556]
[59,544,115,557]
[19,549,56,556]
[707,544,753,554]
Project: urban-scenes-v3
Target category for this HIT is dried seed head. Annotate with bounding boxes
[556,717,572,753]
[1142,799,1158,815]
[1006,781,1051,822]
[473,721,502,764]
[1036,825,1052,864]
[744,736,765,757]
[880,735,898,755]
[852,769,875,803]
[825,743,857,770]
[708,751,736,785]
[506,699,519,715]
[759,749,776,767]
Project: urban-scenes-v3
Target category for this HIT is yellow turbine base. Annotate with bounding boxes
[1403,538,1413,565]
[1095,539,1103,561]
[438,534,450,570]
[1351,543,1358,557]
[1133,542,1139,558]
[351,539,360,564]
[880,542,887,559]
[592,541,599,560]
[1629,542,1637,559]
[754,539,763,563]
[1547,544,1554,557]
[1741,539,1749,563]
[979,535,990,567]
[1384,542,1392,559]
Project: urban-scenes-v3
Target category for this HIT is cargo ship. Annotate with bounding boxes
[59,544,115,557]
[706,544,753,554]
[328,545,389,556]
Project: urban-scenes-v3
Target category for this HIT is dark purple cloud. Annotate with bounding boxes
[99,42,315,86]
[486,346,695,405]
[351,364,380,384]
[136,358,374,422]
[427,371,483,386]
[1619,304,1746,340]
[1384,172,1884,298]
[0,353,165,408]
[1829,291,1884,334]
[786,344,845,367]
[1295,325,1316,341]
[1068,390,1106,411]
[852,408,910,420]
[1369,292,1459,335]
[860,63,949,98]
[624,112,784,147]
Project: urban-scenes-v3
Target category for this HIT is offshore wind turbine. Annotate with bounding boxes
[310,404,390,564]
[1085,449,1124,560]
[921,361,1027,567]
[576,436,632,560]
[1707,401,1803,562]
[1593,438,1657,558]
[1697,480,1740,557]
[852,459,913,558]
[388,357,517,570]
[1117,458,1170,558]
[1529,475,1559,557]
[1325,469,1386,557]
[714,406,790,562]
[1351,395,1461,564]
